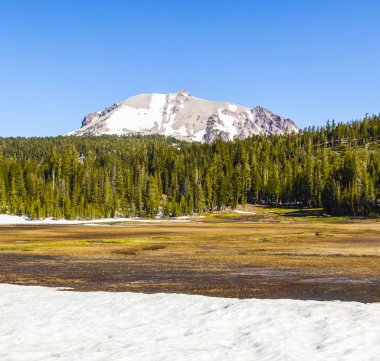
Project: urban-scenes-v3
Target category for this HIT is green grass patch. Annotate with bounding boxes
[0,241,89,250]
[204,212,240,219]
[305,216,350,223]
[86,239,139,245]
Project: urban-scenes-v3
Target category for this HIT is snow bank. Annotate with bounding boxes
[0,284,379,361]
[0,215,130,225]
[0,215,29,225]
[0,215,197,226]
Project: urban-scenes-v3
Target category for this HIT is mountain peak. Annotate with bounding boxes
[177,89,191,97]
[68,92,298,142]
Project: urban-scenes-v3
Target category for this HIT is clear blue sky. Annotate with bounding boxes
[0,0,379,136]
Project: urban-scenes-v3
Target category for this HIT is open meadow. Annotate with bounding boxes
[0,206,379,302]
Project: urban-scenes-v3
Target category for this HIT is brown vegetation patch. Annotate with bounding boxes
[112,249,138,256]
[0,208,379,302]
[142,245,167,251]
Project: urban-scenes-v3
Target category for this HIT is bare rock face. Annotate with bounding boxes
[203,115,230,143]
[68,90,298,142]
[81,112,99,127]
[81,103,120,128]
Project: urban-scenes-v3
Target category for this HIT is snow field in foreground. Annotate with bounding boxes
[0,284,379,361]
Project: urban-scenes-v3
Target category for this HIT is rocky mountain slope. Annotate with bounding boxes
[67,90,298,142]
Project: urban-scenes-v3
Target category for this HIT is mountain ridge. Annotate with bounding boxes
[68,90,299,142]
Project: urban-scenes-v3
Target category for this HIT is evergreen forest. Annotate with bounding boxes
[0,115,379,219]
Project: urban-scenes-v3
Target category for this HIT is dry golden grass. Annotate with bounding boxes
[0,206,379,301]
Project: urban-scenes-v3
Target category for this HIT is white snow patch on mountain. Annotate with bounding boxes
[1,284,379,361]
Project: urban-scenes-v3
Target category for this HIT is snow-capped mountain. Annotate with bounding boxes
[68,90,298,142]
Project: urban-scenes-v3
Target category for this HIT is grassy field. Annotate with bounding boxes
[0,205,379,302]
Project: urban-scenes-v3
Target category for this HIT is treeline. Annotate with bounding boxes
[0,115,379,219]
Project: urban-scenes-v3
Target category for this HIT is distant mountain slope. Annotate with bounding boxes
[67,90,298,142]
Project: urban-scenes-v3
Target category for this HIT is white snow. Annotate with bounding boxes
[0,214,131,225]
[218,109,238,138]
[0,214,197,225]
[125,218,192,223]
[103,94,166,134]
[0,284,379,361]
[148,93,166,126]
[177,215,205,219]
[233,210,256,214]
[0,215,29,225]
[106,105,152,133]
[174,125,188,137]
[194,129,206,141]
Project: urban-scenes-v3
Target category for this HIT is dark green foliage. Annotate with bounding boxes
[0,116,379,219]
